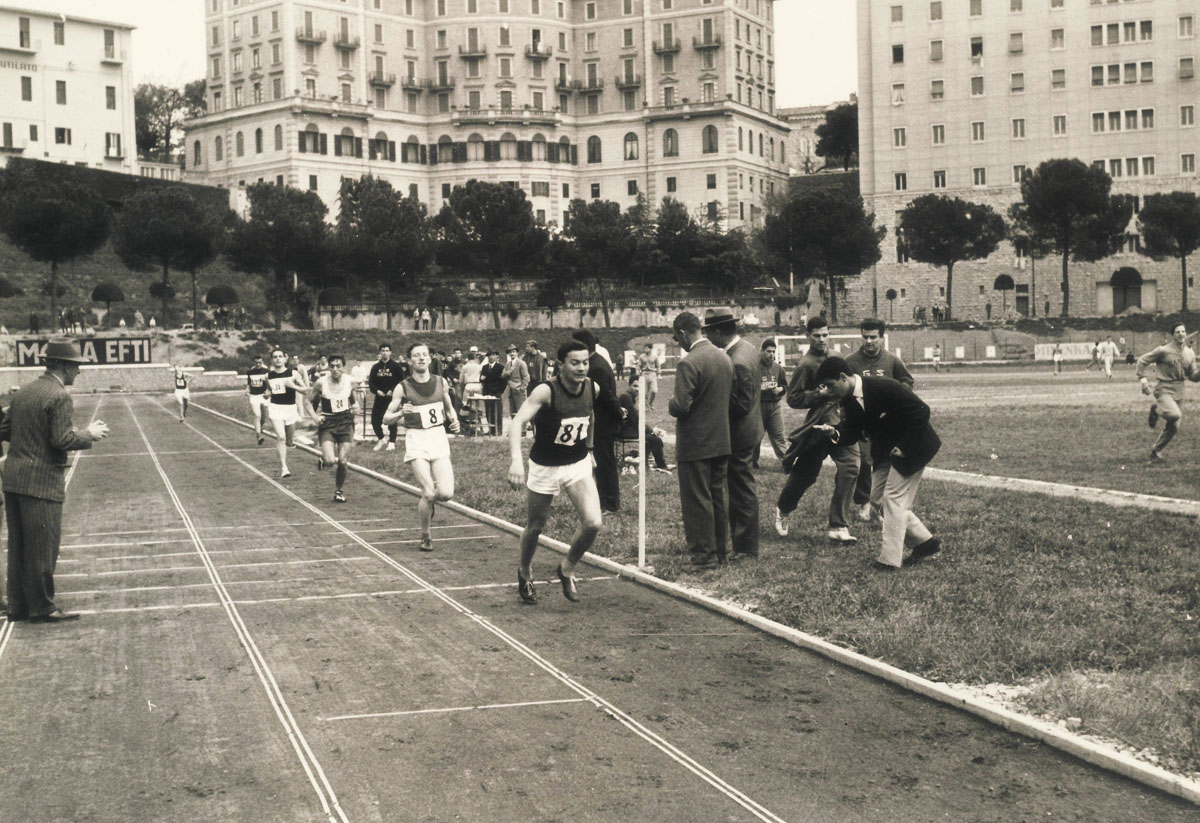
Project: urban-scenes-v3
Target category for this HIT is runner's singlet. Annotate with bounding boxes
[267,367,296,405]
[401,375,447,429]
[174,374,188,389]
[247,365,269,395]
[318,376,355,419]
[529,377,595,467]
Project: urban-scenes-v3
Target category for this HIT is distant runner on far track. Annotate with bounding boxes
[309,354,359,503]
[507,340,602,605]
[383,343,460,551]
[171,365,194,422]
[246,354,270,444]
[264,349,308,478]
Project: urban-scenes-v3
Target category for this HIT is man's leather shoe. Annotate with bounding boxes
[906,538,942,565]
[730,552,758,563]
[871,560,899,571]
[681,562,721,574]
[6,612,27,622]
[29,610,80,623]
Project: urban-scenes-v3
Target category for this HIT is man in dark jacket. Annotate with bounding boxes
[480,350,507,436]
[701,308,762,559]
[670,312,734,569]
[572,330,622,512]
[815,356,942,570]
[368,344,404,451]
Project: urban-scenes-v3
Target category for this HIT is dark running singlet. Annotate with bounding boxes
[529,377,595,467]
[174,374,188,389]
[266,367,296,405]
[247,365,269,395]
[318,375,355,419]
[401,375,447,429]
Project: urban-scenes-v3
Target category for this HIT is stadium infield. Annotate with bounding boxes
[0,395,1195,821]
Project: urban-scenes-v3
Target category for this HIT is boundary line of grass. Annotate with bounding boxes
[189,398,1200,807]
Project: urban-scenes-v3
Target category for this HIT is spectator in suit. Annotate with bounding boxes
[1,341,109,622]
[701,308,763,560]
[669,311,733,570]
[572,330,622,513]
[480,351,507,436]
[524,340,548,391]
[756,339,788,467]
[815,356,942,570]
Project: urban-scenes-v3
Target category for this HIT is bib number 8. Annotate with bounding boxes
[554,417,589,446]
[413,402,443,428]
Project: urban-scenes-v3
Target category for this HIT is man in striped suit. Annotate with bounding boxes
[1,341,109,622]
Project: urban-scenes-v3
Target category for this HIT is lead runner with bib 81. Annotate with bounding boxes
[507,339,603,605]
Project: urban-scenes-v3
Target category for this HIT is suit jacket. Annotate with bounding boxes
[726,337,764,452]
[842,376,940,477]
[480,361,506,396]
[669,338,733,462]
[0,374,93,502]
[588,352,622,438]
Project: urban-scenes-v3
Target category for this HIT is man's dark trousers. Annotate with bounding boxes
[594,435,620,511]
[370,396,397,442]
[678,456,729,565]
[5,492,63,618]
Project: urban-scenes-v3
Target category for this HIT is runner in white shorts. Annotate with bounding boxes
[309,354,359,503]
[264,349,307,478]
[383,343,460,552]
[246,355,270,443]
[507,339,602,605]
[171,365,194,421]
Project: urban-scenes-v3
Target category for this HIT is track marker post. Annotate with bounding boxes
[637,371,647,570]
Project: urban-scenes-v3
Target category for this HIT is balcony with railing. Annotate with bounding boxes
[580,78,604,91]
[401,75,424,91]
[458,43,487,58]
[425,77,457,91]
[0,140,26,155]
[453,106,560,126]
[295,28,327,44]
[644,98,729,121]
[1,36,39,54]
[288,94,370,119]
[652,39,681,55]
[614,73,642,90]
[525,42,552,60]
[369,71,397,87]
[693,35,722,51]
[334,33,361,50]
[101,46,126,64]
[555,77,582,92]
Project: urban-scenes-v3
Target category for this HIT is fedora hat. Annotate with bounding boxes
[701,307,739,329]
[41,340,89,364]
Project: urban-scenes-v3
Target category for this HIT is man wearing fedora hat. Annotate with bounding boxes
[702,307,763,560]
[0,340,109,622]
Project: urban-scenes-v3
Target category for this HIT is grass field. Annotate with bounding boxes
[199,366,1200,776]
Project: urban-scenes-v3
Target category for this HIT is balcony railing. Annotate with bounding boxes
[369,71,397,87]
[334,33,361,50]
[581,78,604,91]
[0,141,26,154]
[101,47,126,63]
[525,42,552,60]
[295,28,327,44]
[452,107,560,126]
[425,77,456,91]
[288,94,370,119]
[400,75,424,91]
[652,39,681,55]
[1,37,39,54]
[693,35,722,51]
[644,99,729,120]
[614,73,642,90]
[555,77,581,92]
[458,44,487,58]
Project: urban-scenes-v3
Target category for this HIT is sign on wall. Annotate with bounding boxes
[16,338,153,367]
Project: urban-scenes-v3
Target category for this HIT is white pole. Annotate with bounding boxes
[637,371,646,569]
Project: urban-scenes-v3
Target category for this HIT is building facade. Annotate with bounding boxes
[856,0,1200,321]
[183,0,789,229]
[779,94,854,176]
[0,6,136,173]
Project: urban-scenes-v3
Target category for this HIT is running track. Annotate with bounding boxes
[0,395,1192,822]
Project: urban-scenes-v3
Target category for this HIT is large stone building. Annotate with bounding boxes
[0,5,136,173]
[779,94,854,176]
[855,0,1200,321]
[183,0,789,229]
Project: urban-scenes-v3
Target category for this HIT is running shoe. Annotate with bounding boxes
[281,469,292,479]
[373,438,387,452]
[827,527,858,544]
[517,571,538,605]
[385,441,396,452]
[555,564,579,602]
[334,489,346,503]
[774,506,789,537]
[1150,450,1165,462]
[316,457,325,471]
[1148,405,1159,429]
[419,536,434,552]
[257,435,265,446]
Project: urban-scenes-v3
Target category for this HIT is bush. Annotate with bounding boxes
[505,304,520,321]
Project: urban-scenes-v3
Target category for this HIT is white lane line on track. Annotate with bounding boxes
[61,524,483,550]
[57,556,373,578]
[79,447,264,458]
[62,519,393,539]
[126,399,348,823]
[323,697,592,723]
[0,397,102,670]
[63,580,619,611]
[171,400,789,823]
[60,545,357,564]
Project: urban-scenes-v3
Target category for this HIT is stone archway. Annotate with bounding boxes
[1111,267,1142,314]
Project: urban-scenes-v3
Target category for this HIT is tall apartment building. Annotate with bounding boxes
[0,6,136,172]
[856,0,1200,320]
[183,0,789,230]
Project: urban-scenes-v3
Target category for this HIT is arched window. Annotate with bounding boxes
[662,128,678,157]
[738,127,744,151]
[468,133,484,161]
[759,133,764,156]
[437,134,453,163]
[193,140,202,166]
[587,135,601,163]
[747,129,753,154]
[254,128,263,154]
[274,124,283,151]
[623,132,638,160]
[500,131,517,161]
[340,126,355,156]
[702,125,718,154]
[214,136,224,161]
[405,134,420,163]
[559,135,571,164]
[235,131,244,157]
[769,137,775,161]
[532,133,547,161]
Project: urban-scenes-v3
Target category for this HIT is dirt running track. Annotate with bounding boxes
[0,395,1192,823]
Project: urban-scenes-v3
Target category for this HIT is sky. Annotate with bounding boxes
[17,0,857,107]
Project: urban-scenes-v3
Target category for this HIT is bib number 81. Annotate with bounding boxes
[555,417,589,446]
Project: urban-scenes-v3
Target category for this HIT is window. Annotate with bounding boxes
[929,39,943,61]
[1012,165,1026,184]
[627,180,638,196]
[1141,20,1153,42]
[1142,108,1154,129]
[20,76,32,102]
[1009,32,1023,53]
[891,127,906,148]
[1051,28,1064,50]
[1181,58,1195,80]
[707,173,717,189]
[531,181,550,197]
[54,21,64,45]
[1183,105,1195,126]
[1053,114,1067,135]
[663,128,678,157]
[591,182,601,198]
[56,80,66,105]
[702,125,718,154]
[236,132,245,157]
[1182,16,1195,39]
[930,2,942,21]
[892,44,904,65]
[1012,118,1025,138]
[932,124,945,144]
[1051,68,1065,90]
[272,43,281,63]
[586,2,596,19]
[1143,156,1155,176]
[587,135,601,163]
[894,172,907,191]
[1141,61,1154,82]
[1184,154,1196,174]
[55,127,71,145]
[105,134,124,159]
[973,167,986,186]
[1050,0,1062,7]
[930,79,944,99]
[969,0,981,16]
[891,5,903,23]
[970,36,983,58]
[1010,0,1022,10]
[1011,72,1024,93]
[933,170,946,188]
[971,121,985,142]
[274,124,283,150]
[1092,112,1106,133]
[193,141,201,166]
[971,76,984,96]
[665,177,676,193]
